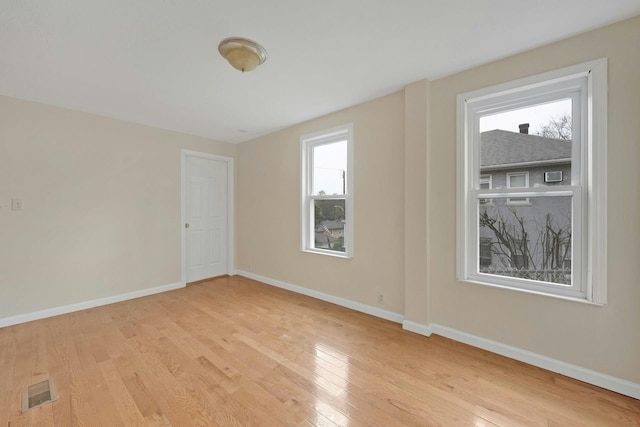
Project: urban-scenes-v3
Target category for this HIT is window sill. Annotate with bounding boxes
[458,277,605,306]
[301,248,352,259]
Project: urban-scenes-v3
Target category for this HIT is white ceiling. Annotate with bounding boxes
[1,1,639,144]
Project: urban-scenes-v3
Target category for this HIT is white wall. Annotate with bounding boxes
[0,96,236,320]
[237,91,407,314]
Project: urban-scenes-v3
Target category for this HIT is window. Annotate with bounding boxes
[457,59,607,304]
[479,174,492,205]
[506,172,529,204]
[479,237,493,267]
[301,124,354,258]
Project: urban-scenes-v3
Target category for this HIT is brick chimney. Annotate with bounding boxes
[519,123,530,134]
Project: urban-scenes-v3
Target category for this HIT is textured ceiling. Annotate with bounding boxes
[1,1,639,143]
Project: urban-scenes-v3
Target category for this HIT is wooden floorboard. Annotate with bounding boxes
[1,275,639,426]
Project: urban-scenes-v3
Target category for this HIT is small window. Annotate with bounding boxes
[479,174,492,205]
[457,59,607,304]
[506,172,529,204]
[479,237,493,267]
[301,124,354,258]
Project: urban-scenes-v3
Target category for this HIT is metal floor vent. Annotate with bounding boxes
[21,379,57,412]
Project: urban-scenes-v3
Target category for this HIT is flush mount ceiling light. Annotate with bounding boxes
[218,37,267,72]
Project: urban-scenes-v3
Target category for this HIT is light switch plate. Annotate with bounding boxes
[12,199,24,210]
[0,200,8,210]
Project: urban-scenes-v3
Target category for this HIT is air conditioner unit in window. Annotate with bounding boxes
[544,171,563,183]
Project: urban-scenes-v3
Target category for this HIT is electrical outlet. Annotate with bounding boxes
[377,293,384,305]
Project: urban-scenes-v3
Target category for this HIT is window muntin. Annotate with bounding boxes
[301,124,353,258]
[457,59,607,304]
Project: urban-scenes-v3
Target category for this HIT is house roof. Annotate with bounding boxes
[481,130,571,168]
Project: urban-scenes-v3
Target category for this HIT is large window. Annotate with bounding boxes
[301,124,353,258]
[457,59,607,304]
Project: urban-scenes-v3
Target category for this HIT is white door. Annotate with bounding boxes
[185,155,228,282]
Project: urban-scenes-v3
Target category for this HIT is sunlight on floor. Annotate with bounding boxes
[313,342,351,425]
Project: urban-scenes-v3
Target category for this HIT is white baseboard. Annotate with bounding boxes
[409,323,639,400]
[402,320,433,337]
[15,271,632,400]
[235,270,404,324]
[0,282,184,328]
[236,271,640,399]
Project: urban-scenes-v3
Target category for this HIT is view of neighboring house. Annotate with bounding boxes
[479,124,572,283]
[315,219,345,251]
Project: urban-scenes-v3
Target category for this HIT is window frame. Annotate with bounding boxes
[479,237,493,267]
[456,59,607,304]
[506,171,530,205]
[300,123,354,258]
[479,174,493,206]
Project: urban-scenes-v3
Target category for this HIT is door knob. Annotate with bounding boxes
[185,223,190,228]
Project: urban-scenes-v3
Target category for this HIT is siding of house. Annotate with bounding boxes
[484,163,571,189]
[479,162,573,271]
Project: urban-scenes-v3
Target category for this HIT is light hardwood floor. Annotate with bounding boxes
[1,276,639,426]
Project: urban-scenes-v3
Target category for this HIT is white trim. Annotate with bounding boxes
[506,171,529,187]
[479,174,492,189]
[506,171,530,204]
[427,323,640,400]
[587,58,608,304]
[456,94,469,281]
[235,270,404,323]
[181,150,235,285]
[236,270,637,399]
[482,158,571,171]
[458,58,603,103]
[402,320,433,336]
[0,282,184,328]
[457,58,607,304]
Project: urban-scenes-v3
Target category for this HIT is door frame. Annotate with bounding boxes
[181,149,235,285]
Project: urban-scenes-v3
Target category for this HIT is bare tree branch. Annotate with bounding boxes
[536,113,572,141]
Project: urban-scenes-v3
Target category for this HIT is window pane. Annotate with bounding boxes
[313,141,347,195]
[313,199,346,252]
[509,174,526,188]
[507,173,528,204]
[478,196,572,285]
[480,174,491,189]
[478,99,572,188]
[479,175,492,205]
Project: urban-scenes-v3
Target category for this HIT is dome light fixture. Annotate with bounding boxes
[218,37,267,72]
